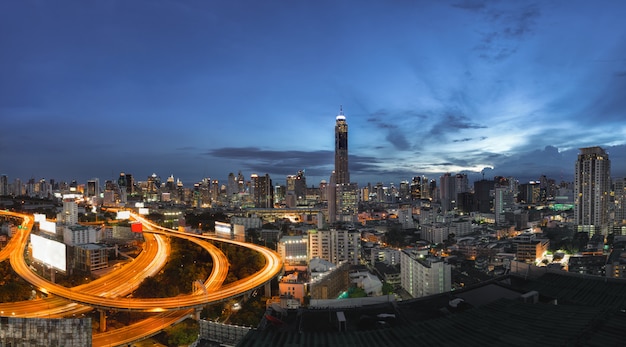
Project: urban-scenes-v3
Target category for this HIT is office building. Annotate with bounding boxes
[474,179,494,213]
[574,146,611,235]
[613,177,626,231]
[494,186,514,226]
[251,173,273,208]
[86,178,100,198]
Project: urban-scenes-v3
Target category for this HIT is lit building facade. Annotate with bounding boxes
[334,107,349,185]
[331,107,358,223]
[251,173,274,208]
[613,177,626,232]
[575,146,611,235]
[494,186,514,226]
[63,225,99,246]
[400,249,451,298]
[308,228,360,265]
[277,235,308,265]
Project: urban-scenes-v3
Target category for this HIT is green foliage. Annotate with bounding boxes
[382,282,394,295]
[228,295,266,327]
[201,302,226,320]
[164,319,199,346]
[385,223,410,247]
[219,243,265,284]
[134,238,213,298]
[0,261,32,302]
[348,286,367,298]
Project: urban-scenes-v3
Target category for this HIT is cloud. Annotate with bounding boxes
[452,136,487,143]
[365,109,416,150]
[429,112,486,136]
[470,3,541,62]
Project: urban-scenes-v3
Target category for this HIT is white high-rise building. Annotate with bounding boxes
[308,228,360,265]
[59,199,78,225]
[63,225,99,246]
[575,146,611,235]
[400,249,451,298]
[494,186,514,226]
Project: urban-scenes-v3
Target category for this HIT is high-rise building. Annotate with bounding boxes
[117,173,128,203]
[494,186,514,226]
[124,173,134,194]
[251,173,273,208]
[335,183,359,223]
[400,249,451,298]
[308,228,360,265]
[334,106,349,185]
[210,179,220,204]
[614,177,626,231]
[59,199,78,225]
[0,174,9,196]
[518,181,541,205]
[12,178,23,196]
[439,173,468,212]
[575,146,611,236]
[86,178,100,197]
[410,176,422,201]
[474,179,494,214]
[330,107,358,223]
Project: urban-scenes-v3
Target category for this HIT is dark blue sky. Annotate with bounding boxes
[1,0,626,187]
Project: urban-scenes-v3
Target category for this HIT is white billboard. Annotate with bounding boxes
[116,210,131,220]
[33,214,46,223]
[138,207,150,215]
[39,220,57,234]
[30,234,66,272]
[215,221,232,239]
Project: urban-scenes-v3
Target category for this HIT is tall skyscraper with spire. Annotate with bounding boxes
[329,106,358,224]
[575,146,611,236]
[334,106,349,185]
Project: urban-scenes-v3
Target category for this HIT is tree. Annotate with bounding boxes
[348,286,367,298]
[382,282,394,295]
[165,319,199,346]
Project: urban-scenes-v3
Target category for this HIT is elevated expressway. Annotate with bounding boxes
[0,210,283,345]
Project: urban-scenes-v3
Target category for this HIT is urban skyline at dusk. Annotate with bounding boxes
[2,1,626,186]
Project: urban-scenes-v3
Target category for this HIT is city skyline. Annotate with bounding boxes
[2,1,626,186]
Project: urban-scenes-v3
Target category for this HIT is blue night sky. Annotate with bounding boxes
[1,0,626,187]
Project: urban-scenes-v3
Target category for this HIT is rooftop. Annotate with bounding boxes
[238,272,626,347]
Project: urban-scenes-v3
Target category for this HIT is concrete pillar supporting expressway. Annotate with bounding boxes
[264,282,271,297]
[99,309,106,333]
